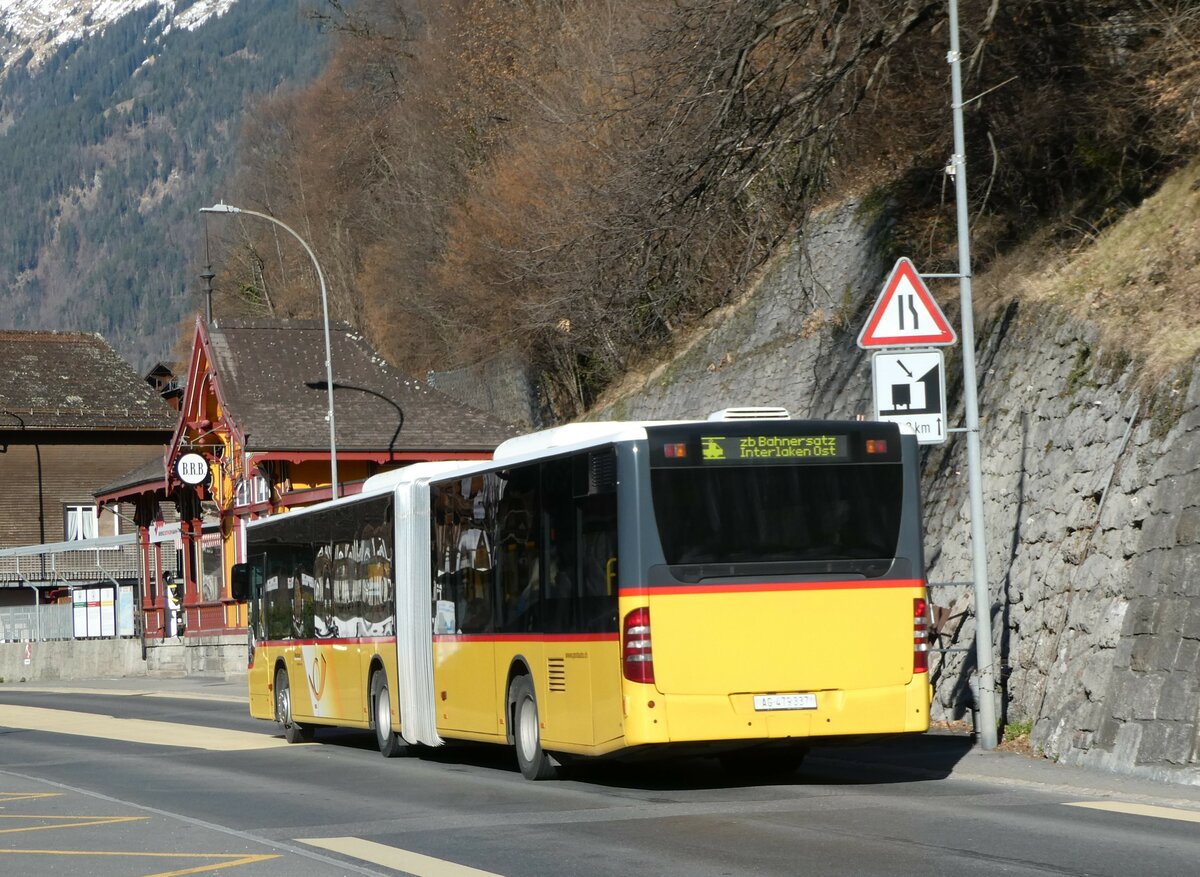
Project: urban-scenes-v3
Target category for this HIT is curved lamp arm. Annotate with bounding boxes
[200,203,338,498]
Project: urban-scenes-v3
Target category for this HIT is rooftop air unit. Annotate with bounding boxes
[707,407,791,421]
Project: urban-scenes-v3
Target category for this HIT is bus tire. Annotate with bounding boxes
[370,672,411,758]
[511,676,556,780]
[275,667,314,744]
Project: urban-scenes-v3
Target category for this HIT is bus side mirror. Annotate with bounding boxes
[230,563,250,601]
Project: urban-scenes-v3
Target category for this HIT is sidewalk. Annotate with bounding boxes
[0,673,248,702]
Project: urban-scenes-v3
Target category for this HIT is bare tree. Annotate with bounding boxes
[214,0,1200,419]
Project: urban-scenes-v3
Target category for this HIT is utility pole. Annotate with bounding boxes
[947,0,999,749]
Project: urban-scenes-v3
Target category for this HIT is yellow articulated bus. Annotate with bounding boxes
[232,411,931,779]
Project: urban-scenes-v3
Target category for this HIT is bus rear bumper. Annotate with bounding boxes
[622,676,930,746]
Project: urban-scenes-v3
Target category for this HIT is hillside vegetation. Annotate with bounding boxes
[211,0,1200,419]
[0,0,329,369]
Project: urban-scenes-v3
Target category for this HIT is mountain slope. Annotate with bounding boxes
[0,0,236,70]
[0,0,330,370]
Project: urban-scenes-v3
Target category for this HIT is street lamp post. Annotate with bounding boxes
[200,203,339,499]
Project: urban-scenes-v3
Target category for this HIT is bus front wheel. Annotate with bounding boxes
[370,672,411,758]
[511,676,556,780]
[274,668,314,744]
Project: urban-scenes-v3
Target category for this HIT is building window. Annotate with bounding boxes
[64,504,98,541]
[200,535,224,603]
[235,472,272,507]
[101,504,125,537]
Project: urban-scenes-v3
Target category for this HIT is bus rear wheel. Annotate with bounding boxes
[274,668,314,744]
[511,676,556,780]
[370,672,411,758]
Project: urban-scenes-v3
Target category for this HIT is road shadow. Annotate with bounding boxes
[307,728,978,791]
[562,733,977,791]
[801,733,977,783]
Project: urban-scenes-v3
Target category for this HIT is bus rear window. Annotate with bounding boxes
[649,464,903,573]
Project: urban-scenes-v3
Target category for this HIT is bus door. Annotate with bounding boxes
[319,497,394,725]
[578,481,622,747]
[431,477,499,735]
[289,545,358,723]
[538,453,622,749]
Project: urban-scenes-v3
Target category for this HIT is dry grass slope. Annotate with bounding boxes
[977,158,1200,382]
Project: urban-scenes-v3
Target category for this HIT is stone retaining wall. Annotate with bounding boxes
[594,199,1200,783]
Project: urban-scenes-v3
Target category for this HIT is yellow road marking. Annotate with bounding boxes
[0,849,277,877]
[0,792,60,803]
[1065,801,1200,824]
[0,705,290,751]
[300,837,505,877]
[0,814,145,833]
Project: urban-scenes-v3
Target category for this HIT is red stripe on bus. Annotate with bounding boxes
[618,578,925,597]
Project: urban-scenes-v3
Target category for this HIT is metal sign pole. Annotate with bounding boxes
[948,0,999,749]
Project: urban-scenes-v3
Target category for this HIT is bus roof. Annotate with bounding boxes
[356,421,652,497]
[246,421,657,532]
[358,411,886,496]
[246,413,908,530]
[493,421,652,461]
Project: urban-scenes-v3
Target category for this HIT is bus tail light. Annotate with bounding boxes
[623,607,654,684]
[913,597,929,674]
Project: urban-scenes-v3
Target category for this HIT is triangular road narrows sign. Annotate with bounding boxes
[857,257,957,348]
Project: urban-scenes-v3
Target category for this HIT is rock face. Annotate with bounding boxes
[593,199,1200,783]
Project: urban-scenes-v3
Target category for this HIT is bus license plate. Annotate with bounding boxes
[754,694,817,711]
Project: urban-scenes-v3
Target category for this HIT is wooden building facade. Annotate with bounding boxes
[0,331,176,616]
[98,317,517,661]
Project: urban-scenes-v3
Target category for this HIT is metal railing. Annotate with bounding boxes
[0,603,74,642]
[0,533,142,584]
[0,534,182,642]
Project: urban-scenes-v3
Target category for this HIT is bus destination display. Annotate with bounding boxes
[699,433,849,463]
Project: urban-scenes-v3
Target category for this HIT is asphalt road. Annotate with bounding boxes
[1,677,1199,877]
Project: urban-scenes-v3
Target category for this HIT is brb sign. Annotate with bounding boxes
[175,452,211,486]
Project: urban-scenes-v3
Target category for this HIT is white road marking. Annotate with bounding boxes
[1065,801,1200,824]
[299,837,505,877]
[0,705,289,751]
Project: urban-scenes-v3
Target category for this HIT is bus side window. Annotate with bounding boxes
[430,477,499,635]
[579,492,618,633]
[265,561,291,641]
[496,464,540,633]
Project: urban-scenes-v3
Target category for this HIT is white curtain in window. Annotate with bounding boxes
[65,505,98,541]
